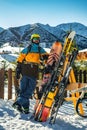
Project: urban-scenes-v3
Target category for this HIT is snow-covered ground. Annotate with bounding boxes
[1,83,87,130]
[0,98,87,130]
[0,43,87,130]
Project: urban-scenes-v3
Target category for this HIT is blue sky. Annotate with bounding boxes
[0,0,87,29]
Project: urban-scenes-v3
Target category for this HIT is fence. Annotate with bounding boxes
[0,68,87,100]
[0,68,18,100]
[75,70,87,83]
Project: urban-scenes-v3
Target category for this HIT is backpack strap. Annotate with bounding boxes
[38,46,42,59]
[22,44,32,63]
[27,44,32,54]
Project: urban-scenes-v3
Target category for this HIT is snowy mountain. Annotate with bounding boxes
[0,27,4,33]
[0,22,87,50]
[57,22,87,37]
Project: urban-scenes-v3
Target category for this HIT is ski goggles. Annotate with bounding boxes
[33,37,40,40]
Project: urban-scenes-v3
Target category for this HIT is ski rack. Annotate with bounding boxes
[34,31,78,124]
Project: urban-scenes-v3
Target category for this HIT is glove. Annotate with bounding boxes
[42,54,49,60]
[40,54,49,64]
[15,62,21,79]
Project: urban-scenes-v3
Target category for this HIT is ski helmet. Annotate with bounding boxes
[30,34,40,44]
[31,34,40,40]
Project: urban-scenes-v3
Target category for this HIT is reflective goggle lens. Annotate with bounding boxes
[33,37,39,40]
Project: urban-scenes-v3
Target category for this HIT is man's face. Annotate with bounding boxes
[43,74,51,83]
[33,37,40,44]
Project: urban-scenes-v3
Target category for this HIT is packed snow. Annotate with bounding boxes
[0,98,87,130]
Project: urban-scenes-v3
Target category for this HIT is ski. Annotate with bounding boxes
[49,50,78,124]
[34,31,77,123]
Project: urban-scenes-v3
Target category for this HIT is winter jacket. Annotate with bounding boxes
[17,43,47,64]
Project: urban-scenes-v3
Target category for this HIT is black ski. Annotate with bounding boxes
[49,49,78,124]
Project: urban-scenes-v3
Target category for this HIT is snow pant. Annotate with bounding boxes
[16,75,37,108]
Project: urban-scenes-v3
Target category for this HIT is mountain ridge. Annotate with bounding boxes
[0,22,87,50]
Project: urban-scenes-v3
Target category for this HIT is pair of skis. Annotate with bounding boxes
[33,31,78,124]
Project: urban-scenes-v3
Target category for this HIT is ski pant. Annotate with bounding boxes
[16,75,37,108]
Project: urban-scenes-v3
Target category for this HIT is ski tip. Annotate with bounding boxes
[68,31,76,39]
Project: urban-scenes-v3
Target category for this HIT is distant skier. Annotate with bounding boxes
[12,34,48,114]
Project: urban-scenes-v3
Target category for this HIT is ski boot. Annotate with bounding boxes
[12,102,29,114]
